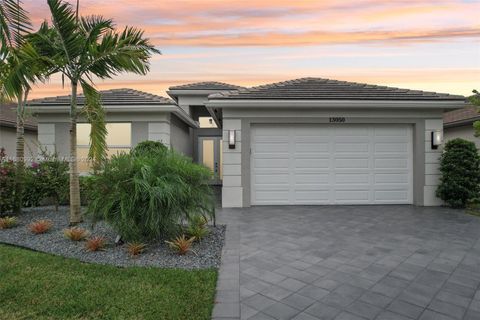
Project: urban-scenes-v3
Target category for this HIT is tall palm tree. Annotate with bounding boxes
[32,0,159,224]
[0,0,49,214]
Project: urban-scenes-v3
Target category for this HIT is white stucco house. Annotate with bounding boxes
[28,78,466,208]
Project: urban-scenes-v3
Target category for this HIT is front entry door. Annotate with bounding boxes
[198,137,222,185]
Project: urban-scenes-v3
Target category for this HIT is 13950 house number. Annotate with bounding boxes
[329,117,346,123]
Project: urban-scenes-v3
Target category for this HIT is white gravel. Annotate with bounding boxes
[0,206,225,269]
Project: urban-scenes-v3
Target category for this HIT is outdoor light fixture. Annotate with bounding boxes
[431,130,443,150]
[228,130,236,149]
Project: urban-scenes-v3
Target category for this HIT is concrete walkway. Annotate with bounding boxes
[212,206,480,320]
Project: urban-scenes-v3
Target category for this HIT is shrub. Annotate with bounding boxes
[86,148,215,241]
[0,216,17,229]
[85,236,106,251]
[64,227,89,241]
[165,235,195,255]
[0,148,15,215]
[131,140,168,157]
[436,138,480,208]
[126,242,146,256]
[29,220,53,234]
[186,214,209,241]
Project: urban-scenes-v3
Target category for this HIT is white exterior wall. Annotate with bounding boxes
[37,123,55,155]
[148,121,170,146]
[424,119,443,206]
[444,125,480,149]
[222,119,243,207]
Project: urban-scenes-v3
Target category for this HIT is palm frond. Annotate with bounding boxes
[79,80,107,168]
[82,26,160,79]
[0,0,32,54]
[47,0,83,64]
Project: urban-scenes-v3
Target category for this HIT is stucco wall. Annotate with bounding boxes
[0,126,38,159]
[170,114,193,157]
[444,124,480,149]
[221,107,444,208]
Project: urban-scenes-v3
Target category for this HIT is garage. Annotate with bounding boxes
[250,123,413,205]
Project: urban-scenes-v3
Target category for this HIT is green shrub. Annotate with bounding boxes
[0,148,16,215]
[79,175,95,206]
[86,149,215,241]
[131,140,168,157]
[436,138,480,208]
[23,155,69,210]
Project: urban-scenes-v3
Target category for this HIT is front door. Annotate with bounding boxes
[198,137,222,185]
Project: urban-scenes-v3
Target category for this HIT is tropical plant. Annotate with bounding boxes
[63,226,89,241]
[30,0,159,224]
[126,242,146,256]
[186,214,209,241]
[165,235,196,255]
[0,0,51,214]
[85,236,106,252]
[86,148,215,242]
[131,140,168,157]
[470,90,480,137]
[436,138,480,208]
[0,216,17,229]
[29,219,53,234]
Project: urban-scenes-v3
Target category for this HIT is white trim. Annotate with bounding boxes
[207,99,466,109]
[29,104,199,128]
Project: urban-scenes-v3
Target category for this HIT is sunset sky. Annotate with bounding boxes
[22,0,480,98]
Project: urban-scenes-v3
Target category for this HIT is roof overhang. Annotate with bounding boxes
[28,104,199,128]
[444,117,480,129]
[206,99,467,110]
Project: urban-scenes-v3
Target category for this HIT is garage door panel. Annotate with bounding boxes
[294,173,329,184]
[335,173,370,184]
[251,124,412,205]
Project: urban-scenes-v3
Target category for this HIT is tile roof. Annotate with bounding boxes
[0,102,37,130]
[169,81,244,91]
[444,106,480,126]
[209,77,466,101]
[28,88,175,106]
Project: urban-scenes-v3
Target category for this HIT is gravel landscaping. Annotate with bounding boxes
[0,206,225,269]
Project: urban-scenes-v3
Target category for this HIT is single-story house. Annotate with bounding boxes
[443,106,480,148]
[0,102,38,159]
[29,78,466,208]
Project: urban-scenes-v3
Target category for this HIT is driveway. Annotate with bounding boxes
[213,206,480,320]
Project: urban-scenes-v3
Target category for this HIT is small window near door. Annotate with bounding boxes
[199,117,217,128]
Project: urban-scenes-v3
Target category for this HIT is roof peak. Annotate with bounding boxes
[209,77,465,101]
[169,81,244,91]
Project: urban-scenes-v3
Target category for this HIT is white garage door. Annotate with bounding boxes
[251,124,413,205]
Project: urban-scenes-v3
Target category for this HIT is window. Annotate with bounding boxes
[198,117,217,128]
[77,123,131,172]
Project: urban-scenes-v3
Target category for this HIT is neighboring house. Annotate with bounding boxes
[0,102,38,160]
[29,78,466,208]
[443,106,480,148]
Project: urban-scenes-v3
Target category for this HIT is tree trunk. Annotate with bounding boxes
[69,82,82,225]
[13,93,26,214]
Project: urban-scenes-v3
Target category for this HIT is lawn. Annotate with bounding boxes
[0,244,217,320]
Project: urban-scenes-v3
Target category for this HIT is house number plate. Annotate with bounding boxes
[329,117,346,123]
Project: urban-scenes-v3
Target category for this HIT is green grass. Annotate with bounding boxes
[0,244,217,320]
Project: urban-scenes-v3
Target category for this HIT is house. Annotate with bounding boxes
[29,78,466,208]
[0,102,38,159]
[443,106,480,148]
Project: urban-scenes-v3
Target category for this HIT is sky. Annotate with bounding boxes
[21,0,480,98]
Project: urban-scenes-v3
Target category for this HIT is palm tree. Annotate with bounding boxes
[31,0,159,224]
[0,0,49,214]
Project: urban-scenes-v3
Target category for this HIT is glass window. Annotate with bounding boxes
[199,117,217,128]
[77,123,131,173]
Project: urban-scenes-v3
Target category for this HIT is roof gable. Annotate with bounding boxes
[209,78,465,101]
[0,102,37,130]
[29,88,175,106]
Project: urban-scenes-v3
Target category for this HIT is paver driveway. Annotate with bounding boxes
[213,206,480,320]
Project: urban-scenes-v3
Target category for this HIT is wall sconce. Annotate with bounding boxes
[431,130,443,150]
[228,130,236,149]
